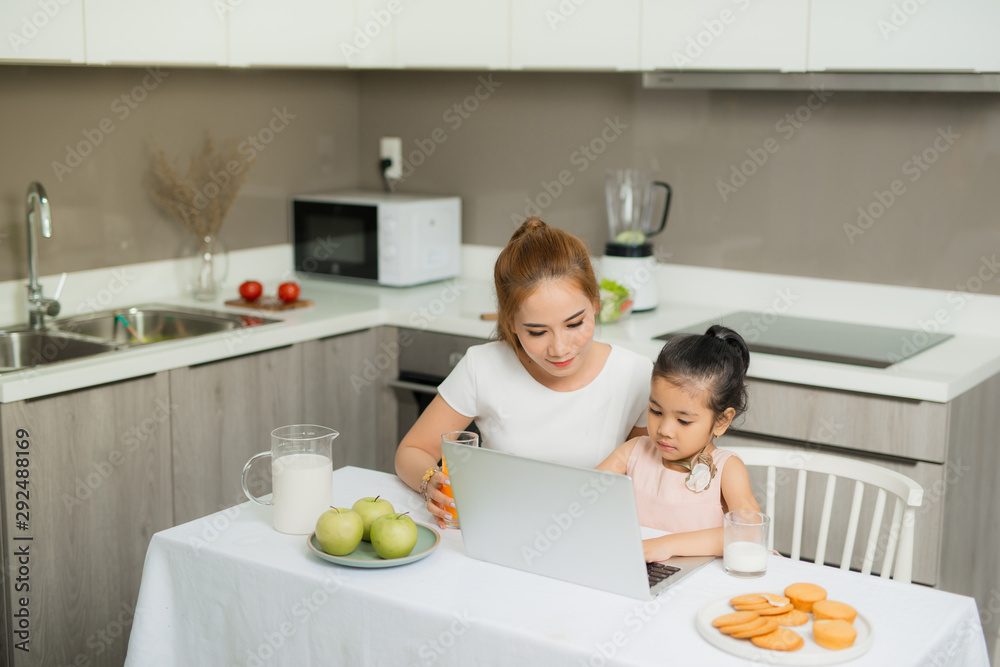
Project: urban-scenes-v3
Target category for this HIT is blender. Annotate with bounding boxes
[601,169,671,312]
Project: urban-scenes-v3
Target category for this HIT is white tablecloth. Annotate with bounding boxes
[125,466,989,667]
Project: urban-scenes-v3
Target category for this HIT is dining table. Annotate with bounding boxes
[124,466,990,666]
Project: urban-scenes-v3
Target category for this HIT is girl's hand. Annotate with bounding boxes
[424,471,456,529]
[642,535,674,563]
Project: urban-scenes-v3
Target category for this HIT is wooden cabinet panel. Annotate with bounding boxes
[229,0,356,67]
[0,373,173,667]
[301,328,395,473]
[169,346,304,525]
[0,0,85,63]
[723,432,943,586]
[396,0,509,69]
[738,379,949,463]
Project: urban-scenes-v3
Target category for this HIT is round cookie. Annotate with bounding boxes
[712,611,760,628]
[733,602,773,611]
[770,609,809,627]
[813,619,857,650]
[731,618,779,639]
[813,600,857,624]
[751,627,805,651]
[757,602,795,616]
[730,593,766,606]
[761,594,791,606]
[784,583,827,612]
[720,617,768,636]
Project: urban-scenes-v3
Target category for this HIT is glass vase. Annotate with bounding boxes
[180,234,229,302]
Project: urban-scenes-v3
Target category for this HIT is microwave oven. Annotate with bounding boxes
[291,191,461,287]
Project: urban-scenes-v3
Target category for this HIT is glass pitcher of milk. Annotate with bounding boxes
[242,425,338,534]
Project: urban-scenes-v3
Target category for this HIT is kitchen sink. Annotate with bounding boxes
[0,330,122,372]
[52,305,279,345]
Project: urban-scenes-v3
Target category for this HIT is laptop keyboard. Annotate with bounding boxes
[646,562,681,588]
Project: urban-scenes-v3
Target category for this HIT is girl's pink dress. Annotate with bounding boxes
[625,436,740,533]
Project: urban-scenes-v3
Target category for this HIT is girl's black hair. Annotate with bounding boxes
[652,324,750,421]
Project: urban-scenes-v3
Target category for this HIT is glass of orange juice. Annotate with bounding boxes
[440,431,478,528]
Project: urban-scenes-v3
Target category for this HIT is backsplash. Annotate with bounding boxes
[1,66,998,296]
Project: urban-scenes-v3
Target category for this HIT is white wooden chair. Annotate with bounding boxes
[726,446,924,584]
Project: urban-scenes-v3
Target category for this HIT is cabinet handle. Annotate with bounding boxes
[387,379,439,396]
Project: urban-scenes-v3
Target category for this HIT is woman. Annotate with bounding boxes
[395,218,653,526]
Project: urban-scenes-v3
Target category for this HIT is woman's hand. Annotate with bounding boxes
[424,470,457,529]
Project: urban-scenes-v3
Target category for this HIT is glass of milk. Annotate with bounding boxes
[242,425,338,534]
[723,510,770,578]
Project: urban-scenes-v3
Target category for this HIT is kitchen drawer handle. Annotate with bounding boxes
[387,379,439,396]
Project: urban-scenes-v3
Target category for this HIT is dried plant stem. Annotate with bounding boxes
[147,133,252,240]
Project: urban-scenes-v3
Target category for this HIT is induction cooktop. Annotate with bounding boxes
[654,311,953,369]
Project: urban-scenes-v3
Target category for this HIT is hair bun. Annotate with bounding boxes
[509,217,548,243]
[705,324,750,375]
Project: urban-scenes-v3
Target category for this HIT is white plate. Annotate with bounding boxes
[696,595,874,665]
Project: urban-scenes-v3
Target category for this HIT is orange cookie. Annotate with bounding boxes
[813,619,857,650]
[731,618,779,639]
[757,603,795,616]
[712,611,760,628]
[720,617,768,635]
[812,600,857,624]
[730,594,766,606]
[784,583,827,612]
[762,594,791,606]
[751,627,805,651]
[733,602,772,611]
[770,609,809,627]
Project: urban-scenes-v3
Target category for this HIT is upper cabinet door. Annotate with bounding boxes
[0,0,85,63]
[641,0,808,71]
[809,0,1000,72]
[84,0,227,66]
[229,1,356,67]
[511,0,639,70]
[396,0,509,69]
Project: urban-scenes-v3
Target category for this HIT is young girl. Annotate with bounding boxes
[597,324,761,562]
[396,218,653,527]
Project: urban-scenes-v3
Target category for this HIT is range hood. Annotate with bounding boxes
[642,71,1000,93]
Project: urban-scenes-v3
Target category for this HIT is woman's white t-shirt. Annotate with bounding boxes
[437,341,653,468]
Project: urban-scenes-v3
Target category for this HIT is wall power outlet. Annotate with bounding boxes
[380,136,402,180]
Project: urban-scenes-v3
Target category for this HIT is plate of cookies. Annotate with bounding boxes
[695,583,873,665]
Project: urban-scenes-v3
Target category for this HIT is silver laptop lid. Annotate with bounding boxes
[442,441,653,599]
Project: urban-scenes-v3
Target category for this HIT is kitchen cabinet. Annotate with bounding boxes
[0,373,173,667]
[808,0,1000,72]
[0,0,85,63]
[511,0,640,70]
[169,345,304,526]
[228,0,356,67]
[396,0,509,69]
[641,0,808,72]
[84,0,227,66]
[301,327,398,474]
[726,372,1000,593]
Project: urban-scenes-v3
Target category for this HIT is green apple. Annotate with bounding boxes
[352,496,395,541]
[370,512,419,559]
[315,507,364,556]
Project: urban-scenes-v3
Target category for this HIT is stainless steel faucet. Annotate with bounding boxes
[25,182,60,329]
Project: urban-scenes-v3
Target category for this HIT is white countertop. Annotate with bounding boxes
[1,244,999,404]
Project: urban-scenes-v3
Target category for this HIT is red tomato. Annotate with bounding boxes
[277,282,300,303]
[239,280,263,302]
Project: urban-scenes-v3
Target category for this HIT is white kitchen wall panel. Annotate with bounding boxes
[351,0,396,68]
[809,0,1000,72]
[0,0,85,63]
[511,0,640,70]
[85,0,227,66]
[229,0,356,67]
[396,0,509,69]
[641,0,808,72]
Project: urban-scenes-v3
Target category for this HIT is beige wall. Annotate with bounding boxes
[0,65,361,282]
[2,66,999,296]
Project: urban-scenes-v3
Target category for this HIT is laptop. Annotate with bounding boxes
[441,441,715,600]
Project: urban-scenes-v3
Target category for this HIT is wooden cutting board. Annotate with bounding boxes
[225,298,314,311]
